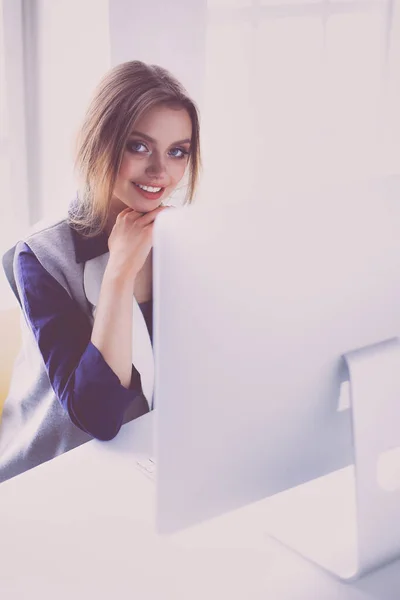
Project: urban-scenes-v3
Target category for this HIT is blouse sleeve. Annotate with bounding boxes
[15,243,149,441]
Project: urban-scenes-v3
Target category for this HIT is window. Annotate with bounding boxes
[0,0,29,308]
[0,0,29,255]
[0,1,13,253]
[201,0,400,203]
[0,0,110,309]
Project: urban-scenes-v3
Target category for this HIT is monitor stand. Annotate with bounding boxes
[263,337,400,581]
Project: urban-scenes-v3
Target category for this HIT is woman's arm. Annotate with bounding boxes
[90,266,136,388]
[90,205,165,388]
[15,244,149,441]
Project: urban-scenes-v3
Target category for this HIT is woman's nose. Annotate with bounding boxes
[146,152,167,177]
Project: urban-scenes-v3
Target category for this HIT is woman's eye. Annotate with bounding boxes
[128,141,148,153]
[169,147,189,159]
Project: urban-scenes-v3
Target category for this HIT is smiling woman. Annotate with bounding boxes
[113,104,193,210]
[71,61,201,237]
[0,60,202,484]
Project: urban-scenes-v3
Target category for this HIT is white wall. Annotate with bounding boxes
[109,0,206,107]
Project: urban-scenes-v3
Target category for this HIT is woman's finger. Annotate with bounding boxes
[116,207,143,224]
[137,205,168,227]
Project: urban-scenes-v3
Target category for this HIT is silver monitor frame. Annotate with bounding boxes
[153,174,400,580]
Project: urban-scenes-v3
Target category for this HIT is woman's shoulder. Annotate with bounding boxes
[13,216,87,301]
[14,215,79,274]
[3,217,72,302]
[24,215,73,248]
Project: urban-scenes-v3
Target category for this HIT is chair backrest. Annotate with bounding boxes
[0,308,21,417]
[2,246,20,306]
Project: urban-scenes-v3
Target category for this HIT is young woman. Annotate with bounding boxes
[0,60,201,483]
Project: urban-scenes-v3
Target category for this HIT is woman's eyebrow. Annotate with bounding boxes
[129,130,191,145]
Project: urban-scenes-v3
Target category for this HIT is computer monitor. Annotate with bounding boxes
[152,174,400,580]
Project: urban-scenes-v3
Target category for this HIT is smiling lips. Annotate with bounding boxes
[133,181,165,201]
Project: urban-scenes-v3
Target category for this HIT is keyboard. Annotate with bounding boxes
[136,457,156,481]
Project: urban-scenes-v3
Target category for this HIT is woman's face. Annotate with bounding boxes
[112,104,192,214]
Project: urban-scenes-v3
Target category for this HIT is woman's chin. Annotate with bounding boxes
[114,188,170,213]
[129,195,166,213]
[133,200,163,213]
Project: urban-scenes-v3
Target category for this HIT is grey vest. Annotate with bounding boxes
[0,219,143,484]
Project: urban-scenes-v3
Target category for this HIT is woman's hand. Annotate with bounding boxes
[107,205,167,281]
[92,204,168,388]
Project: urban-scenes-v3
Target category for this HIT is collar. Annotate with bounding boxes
[68,196,109,264]
[71,227,109,264]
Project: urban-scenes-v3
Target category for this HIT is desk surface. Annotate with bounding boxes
[0,413,399,600]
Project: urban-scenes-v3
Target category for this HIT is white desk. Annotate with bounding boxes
[0,413,399,600]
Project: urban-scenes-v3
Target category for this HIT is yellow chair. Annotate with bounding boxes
[0,308,22,419]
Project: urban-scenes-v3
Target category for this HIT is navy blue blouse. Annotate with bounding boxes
[15,236,152,442]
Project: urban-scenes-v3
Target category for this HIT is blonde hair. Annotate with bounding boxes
[70,61,201,236]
